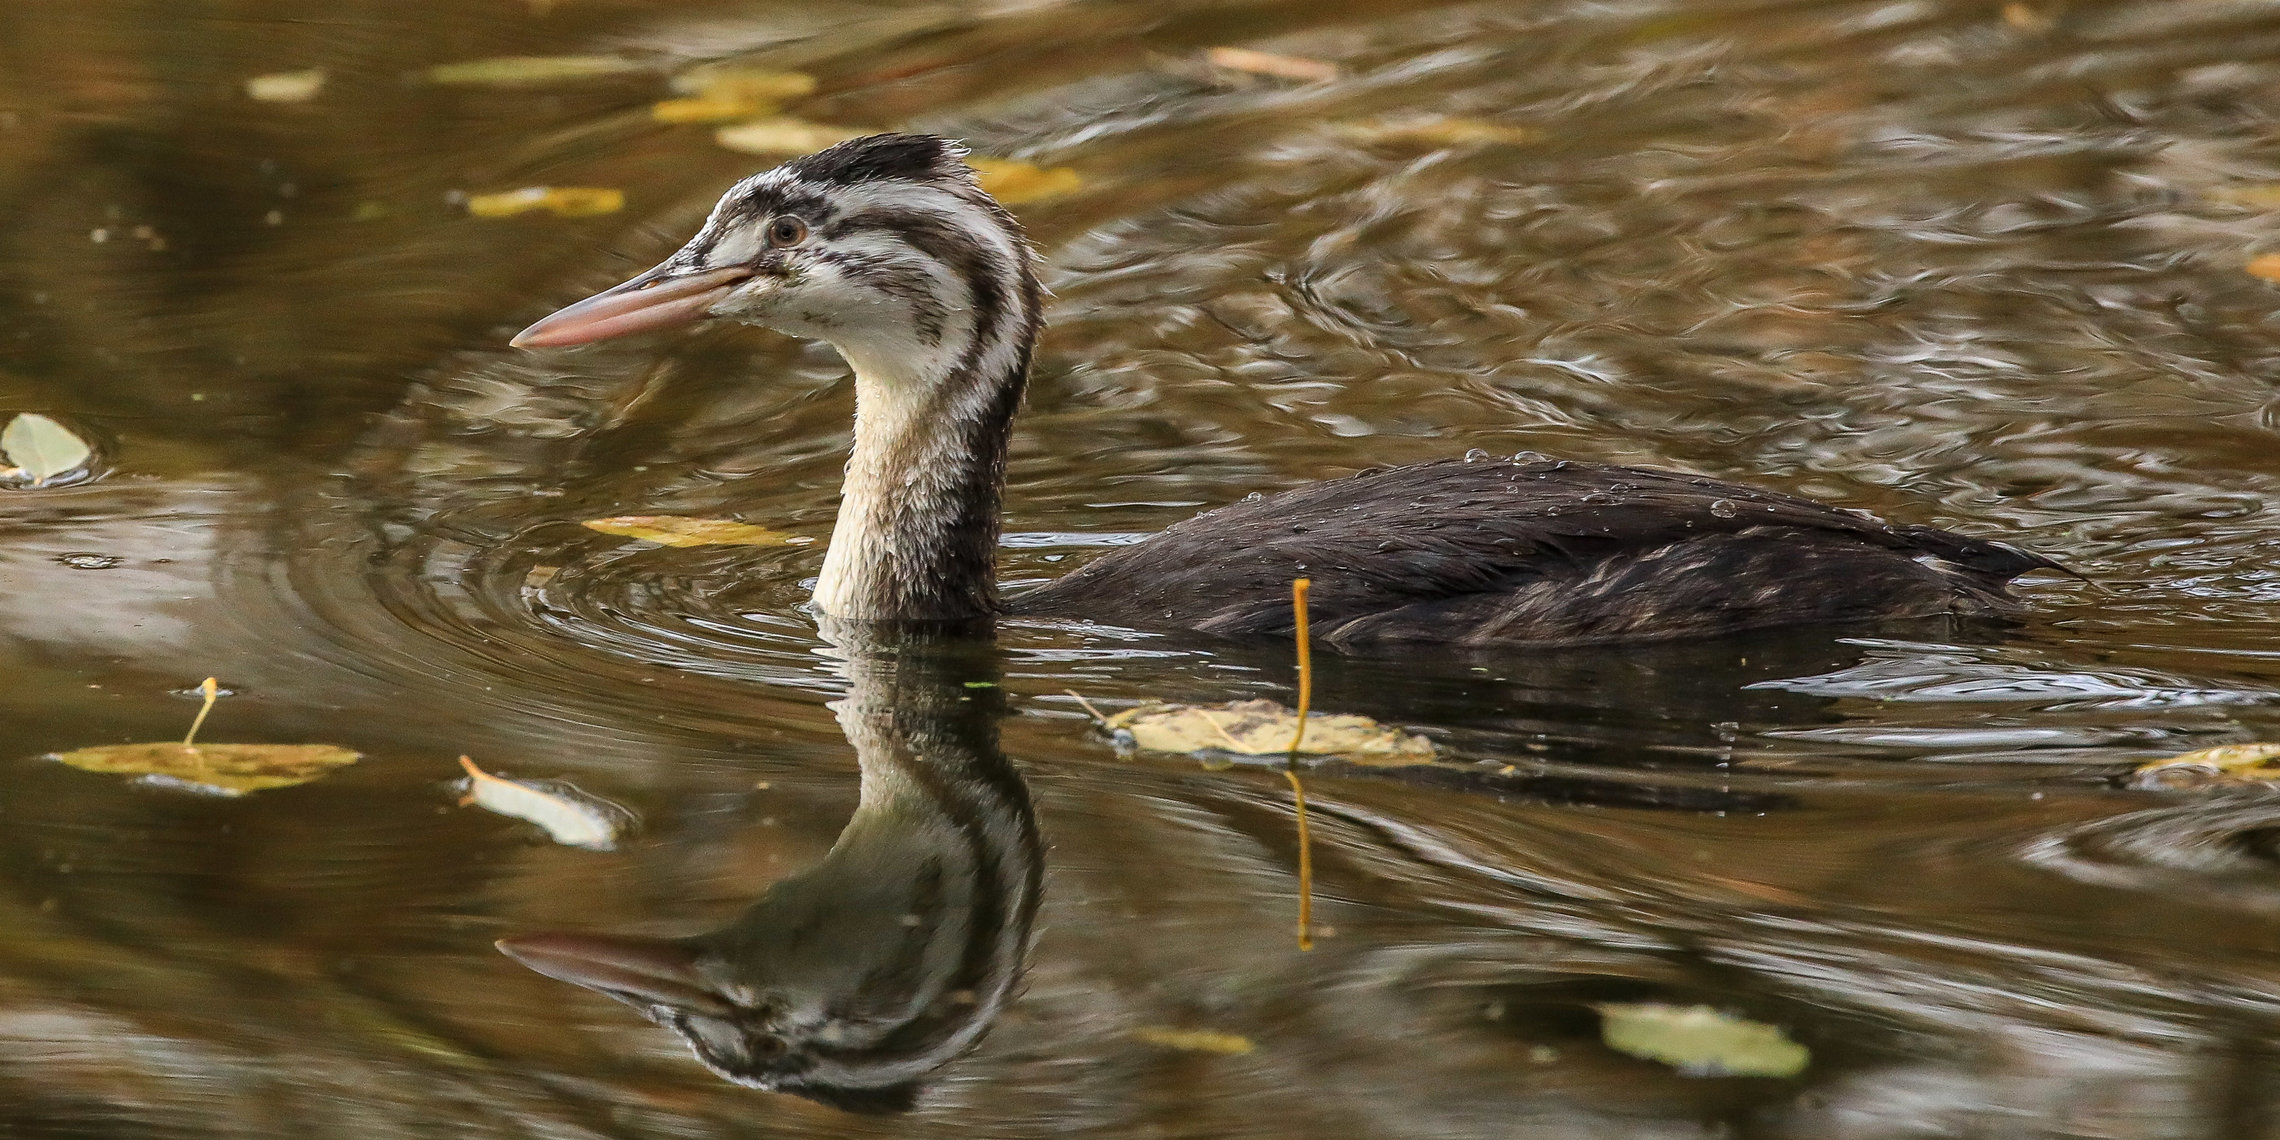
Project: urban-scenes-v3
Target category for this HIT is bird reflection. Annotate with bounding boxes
[497,621,1040,1114]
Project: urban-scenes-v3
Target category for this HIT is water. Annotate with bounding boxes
[3,0,2279,1133]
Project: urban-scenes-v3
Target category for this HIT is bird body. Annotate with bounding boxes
[512,133,2061,645]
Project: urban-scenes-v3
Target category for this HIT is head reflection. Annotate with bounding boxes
[498,622,1040,1114]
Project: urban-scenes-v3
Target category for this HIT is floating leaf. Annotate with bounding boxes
[1,413,94,487]
[466,187,625,219]
[657,68,816,122]
[969,158,1082,205]
[1598,1004,1809,1079]
[2210,185,2280,210]
[714,117,871,155]
[1205,46,1338,82]
[245,69,326,103]
[50,742,361,796]
[2248,254,2280,283]
[1133,1026,1256,1054]
[2129,742,2280,790]
[426,55,645,86]
[457,756,632,851]
[582,515,813,547]
[1092,698,1436,764]
[1333,117,1539,147]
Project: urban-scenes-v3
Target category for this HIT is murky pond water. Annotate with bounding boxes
[5,0,2280,1134]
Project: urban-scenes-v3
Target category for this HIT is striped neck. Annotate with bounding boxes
[810,307,1032,621]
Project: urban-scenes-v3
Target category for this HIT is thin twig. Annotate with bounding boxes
[181,677,219,751]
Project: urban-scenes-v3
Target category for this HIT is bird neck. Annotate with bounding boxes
[813,340,1028,621]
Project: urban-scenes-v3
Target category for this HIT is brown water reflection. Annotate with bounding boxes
[4,0,2280,1134]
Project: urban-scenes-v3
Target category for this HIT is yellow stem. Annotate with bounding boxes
[1286,578,1312,754]
[1286,577,1315,951]
[181,677,219,750]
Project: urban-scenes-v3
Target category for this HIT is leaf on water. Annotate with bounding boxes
[1133,1026,1256,1054]
[2248,254,2280,283]
[425,55,646,86]
[465,187,625,219]
[969,158,1082,205]
[582,516,813,547]
[714,117,871,155]
[49,742,361,796]
[1333,117,1539,148]
[2129,742,2280,789]
[1092,698,1436,764]
[2210,185,2280,209]
[457,756,633,851]
[1,413,94,487]
[245,69,327,103]
[1205,46,1339,82]
[657,68,816,123]
[1598,1004,1809,1079]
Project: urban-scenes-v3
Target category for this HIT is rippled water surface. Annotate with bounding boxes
[5,0,2280,1134]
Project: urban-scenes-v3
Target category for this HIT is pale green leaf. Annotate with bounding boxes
[2,414,94,486]
[583,516,813,547]
[1598,1004,1809,1078]
[2130,742,2280,789]
[1096,698,1436,764]
[425,56,645,86]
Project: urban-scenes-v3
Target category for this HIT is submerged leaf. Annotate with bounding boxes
[245,69,327,103]
[50,742,360,796]
[466,187,625,219]
[2249,254,2280,284]
[657,67,816,122]
[1333,117,1539,147]
[582,516,813,547]
[1133,1026,1256,1054]
[969,158,1082,205]
[1095,698,1436,763]
[1,413,94,487]
[426,55,646,86]
[2129,742,2280,789]
[1598,1004,1809,1078]
[714,117,871,155]
[1205,46,1339,82]
[457,756,632,850]
[2210,185,2280,209]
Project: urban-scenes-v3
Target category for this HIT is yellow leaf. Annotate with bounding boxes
[466,187,625,219]
[457,756,631,851]
[245,69,326,103]
[2248,254,2280,283]
[1205,46,1338,82]
[426,55,645,86]
[1133,1026,1257,1054]
[714,117,871,155]
[2,413,94,487]
[2209,185,2280,209]
[50,742,360,796]
[1333,117,1539,147]
[969,158,1083,205]
[582,516,814,547]
[1598,1004,1809,1078]
[669,66,816,101]
[1094,698,1436,763]
[2129,742,2280,789]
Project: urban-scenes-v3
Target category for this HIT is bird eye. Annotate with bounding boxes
[767,216,809,248]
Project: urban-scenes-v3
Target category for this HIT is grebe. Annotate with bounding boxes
[513,133,2061,647]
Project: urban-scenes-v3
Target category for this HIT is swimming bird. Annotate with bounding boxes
[512,133,2062,647]
[498,626,1039,1113]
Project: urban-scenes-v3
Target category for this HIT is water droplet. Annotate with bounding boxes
[1464,448,1491,463]
[57,552,123,570]
[1243,491,1264,503]
[1710,499,1739,518]
[1511,450,1548,464]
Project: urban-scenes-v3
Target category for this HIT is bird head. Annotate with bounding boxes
[510,133,1039,384]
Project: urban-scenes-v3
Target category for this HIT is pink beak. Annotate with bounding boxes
[510,265,753,348]
[497,932,733,1014]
